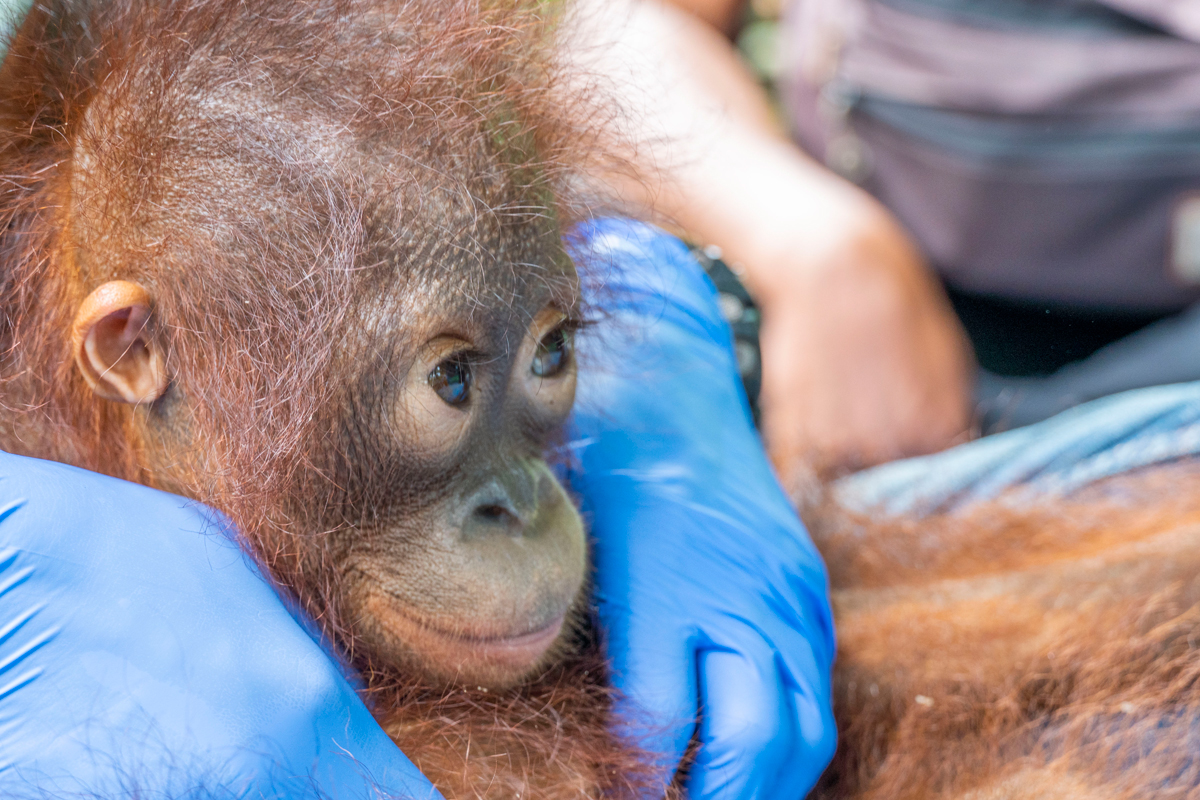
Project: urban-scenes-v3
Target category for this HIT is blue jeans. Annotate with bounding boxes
[837,381,1200,515]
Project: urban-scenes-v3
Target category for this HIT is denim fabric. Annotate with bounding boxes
[0,0,30,63]
[836,381,1200,515]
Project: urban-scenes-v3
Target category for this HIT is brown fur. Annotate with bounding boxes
[0,1,662,796]
[29,3,1197,797]
[807,464,1200,800]
[380,637,670,799]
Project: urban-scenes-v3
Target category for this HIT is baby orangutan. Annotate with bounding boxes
[0,0,663,796]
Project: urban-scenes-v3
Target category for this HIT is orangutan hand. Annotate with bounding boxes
[750,188,974,485]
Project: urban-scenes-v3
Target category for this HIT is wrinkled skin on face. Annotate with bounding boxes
[78,175,589,690]
[338,244,589,688]
[1,0,595,692]
[78,177,589,690]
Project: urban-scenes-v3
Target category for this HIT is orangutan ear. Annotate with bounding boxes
[71,281,168,404]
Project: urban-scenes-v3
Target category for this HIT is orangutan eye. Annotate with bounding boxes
[428,356,472,406]
[532,326,572,378]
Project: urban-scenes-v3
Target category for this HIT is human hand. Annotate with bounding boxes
[567,0,972,481]
[568,220,837,798]
[0,452,439,799]
[747,180,974,482]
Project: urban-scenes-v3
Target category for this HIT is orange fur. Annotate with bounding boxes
[380,640,678,799]
[0,1,656,796]
[807,464,1200,799]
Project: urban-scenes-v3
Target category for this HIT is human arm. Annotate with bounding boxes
[567,0,973,479]
[0,453,441,799]
[568,220,837,798]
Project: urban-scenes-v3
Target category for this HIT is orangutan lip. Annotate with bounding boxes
[419,612,565,668]
[368,593,566,670]
[461,615,565,649]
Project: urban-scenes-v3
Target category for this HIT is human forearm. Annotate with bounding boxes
[567,0,923,301]
[568,0,811,269]
[567,0,974,475]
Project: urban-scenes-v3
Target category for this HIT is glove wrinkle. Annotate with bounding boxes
[570,220,836,799]
[0,453,440,799]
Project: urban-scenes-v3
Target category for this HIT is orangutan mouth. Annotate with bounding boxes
[366,593,567,678]
[461,617,566,661]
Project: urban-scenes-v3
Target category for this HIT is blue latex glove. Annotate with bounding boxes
[0,453,440,799]
[567,220,837,798]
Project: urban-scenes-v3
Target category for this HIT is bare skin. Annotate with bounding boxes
[572,0,973,480]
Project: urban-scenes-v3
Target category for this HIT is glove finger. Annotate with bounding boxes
[603,614,698,783]
[687,642,834,800]
[0,458,444,800]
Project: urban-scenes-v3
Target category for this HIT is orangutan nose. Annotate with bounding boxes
[460,457,573,543]
[462,467,541,538]
[468,494,524,535]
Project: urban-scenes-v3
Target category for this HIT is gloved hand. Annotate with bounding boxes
[568,220,837,798]
[0,220,835,800]
[0,453,440,799]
